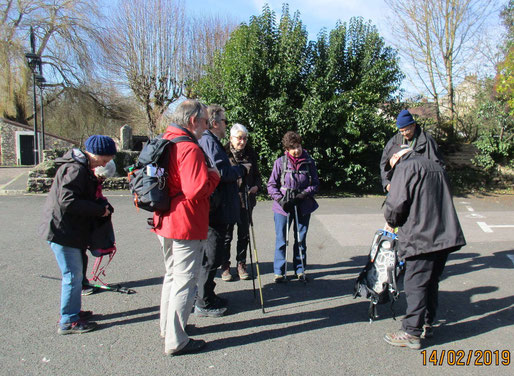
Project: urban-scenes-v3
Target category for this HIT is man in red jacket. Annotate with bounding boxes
[151,99,220,356]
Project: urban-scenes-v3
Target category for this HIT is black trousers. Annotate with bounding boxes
[402,249,450,336]
[196,222,229,308]
[222,206,251,266]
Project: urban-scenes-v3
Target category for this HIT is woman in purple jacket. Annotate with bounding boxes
[267,131,320,282]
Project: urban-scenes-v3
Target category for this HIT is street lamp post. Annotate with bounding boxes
[36,75,46,160]
[25,27,41,165]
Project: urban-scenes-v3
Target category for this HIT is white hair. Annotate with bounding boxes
[230,123,248,137]
[94,159,116,178]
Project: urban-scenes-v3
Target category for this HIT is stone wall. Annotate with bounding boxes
[0,121,16,165]
[0,118,75,165]
[27,149,137,193]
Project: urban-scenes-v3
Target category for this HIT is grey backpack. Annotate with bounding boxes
[353,229,405,321]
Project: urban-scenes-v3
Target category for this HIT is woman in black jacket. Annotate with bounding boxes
[221,123,262,281]
[39,135,116,335]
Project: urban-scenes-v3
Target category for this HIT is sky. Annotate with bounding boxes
[190,0,393,42]
[188,0,507,97]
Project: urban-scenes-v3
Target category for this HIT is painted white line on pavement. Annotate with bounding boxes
[466,213,485,218]
[477,222,514,233]
[466,206,475,212]
[507,255,514,267]
[477,222,493,233]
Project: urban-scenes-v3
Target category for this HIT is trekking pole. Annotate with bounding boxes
[285,212,289,280]
[294,204,307,284]
[243,185,256,297]
[249,208,266,314]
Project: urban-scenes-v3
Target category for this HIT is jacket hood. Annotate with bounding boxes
[54,148,89,167]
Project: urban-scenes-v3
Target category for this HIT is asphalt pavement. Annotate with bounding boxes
[0,167,31,194]
[0,184,513,375]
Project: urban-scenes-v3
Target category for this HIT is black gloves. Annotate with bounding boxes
[279,191,308,213]
[280,199,294,213]
[294,191,307,201]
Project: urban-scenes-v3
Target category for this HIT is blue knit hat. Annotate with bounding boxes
[84,135,117,156]
[396,110,416,129]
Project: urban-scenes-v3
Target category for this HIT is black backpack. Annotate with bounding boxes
[127,135,193,213]
[353,229,405,321]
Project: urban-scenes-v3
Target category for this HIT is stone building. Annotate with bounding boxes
[0,118,76,166]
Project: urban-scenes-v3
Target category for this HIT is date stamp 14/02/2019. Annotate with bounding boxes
[421,350,511,366]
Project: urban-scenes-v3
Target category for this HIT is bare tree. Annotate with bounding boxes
[104,0,187,136]
[184,13,236,97]
[103,0,236,136]
[385,0,499,139]
[0,0,105,121]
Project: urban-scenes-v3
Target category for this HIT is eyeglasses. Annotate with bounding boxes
[232,136,247,141]
[399,124,415,133]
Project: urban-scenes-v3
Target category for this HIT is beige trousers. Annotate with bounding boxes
[158,236,204,353]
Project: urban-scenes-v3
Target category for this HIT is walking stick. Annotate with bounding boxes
[294,204,307,284]
[285,212,290,280]
[245,185,265,313]
[243,186,256,297]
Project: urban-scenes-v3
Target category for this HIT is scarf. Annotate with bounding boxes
[286,150,308,171]
[230,144,246,163]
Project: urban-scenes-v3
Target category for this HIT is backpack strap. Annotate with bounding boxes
[280,155,288,187]
[280,155,313,188]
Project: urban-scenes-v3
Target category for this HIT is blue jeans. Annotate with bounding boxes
[273,211,310,275]
[50,242,83,325]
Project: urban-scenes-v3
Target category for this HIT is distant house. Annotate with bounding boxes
[0,118,77,166]
[408,102,438,121]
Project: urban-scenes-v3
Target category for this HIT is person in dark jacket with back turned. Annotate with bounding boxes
[221,123,262,281]
[382,144,466,350]
[196,105,250,317]
[380,109,445,192]
[39,135,116,335]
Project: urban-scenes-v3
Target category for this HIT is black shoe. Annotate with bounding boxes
[194,305,227,317]
[166,339,206,356]
[58,320,97,335]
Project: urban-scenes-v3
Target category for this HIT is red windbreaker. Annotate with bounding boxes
[152,125,219,240]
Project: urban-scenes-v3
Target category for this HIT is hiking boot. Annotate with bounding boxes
[194,305,227,318]
[421,324,433,339]
[384,330,421,349]
[166,339,206,356]
[221,264,233,281]
[238,262,249,280]
[274,274,285,283]
[58,320,97,335]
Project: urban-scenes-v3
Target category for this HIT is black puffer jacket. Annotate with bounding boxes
[380,125,445,191]
[39,149,105,249]
[224,142,262,210]
[384,153,466,259]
